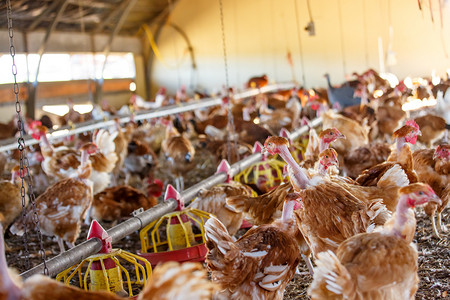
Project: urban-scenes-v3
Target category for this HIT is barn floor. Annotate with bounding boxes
[4,209,449,299]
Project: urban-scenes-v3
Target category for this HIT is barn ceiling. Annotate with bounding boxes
[0,0,174,36]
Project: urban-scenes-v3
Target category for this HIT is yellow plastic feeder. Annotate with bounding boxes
[234,141,286,193]
[56,220,151,298]
[138,185,212,267]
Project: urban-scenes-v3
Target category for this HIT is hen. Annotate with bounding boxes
[309,183,441,300]
[188,160,254,235]
[31,125,118,194]
[161,119,195,191]
[343,142,391,179]
[205,194,301,300]
[10,143,96,253]
[414,114,447,147]
[246,74,268,88]
[412,144,450,238]
[0,166,25,233]
[111,118,128,182]
[90,185,158,224]
[356,122,420,186]
[321,110,369,164]
[264,136,390,257]
[124,139,157,187]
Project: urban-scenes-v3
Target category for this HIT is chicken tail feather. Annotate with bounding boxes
[308,250,355,299]
[377,164,409,189]
[138,262,218,300]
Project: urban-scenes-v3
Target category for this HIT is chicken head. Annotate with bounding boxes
[399,183,441,208]
[433,144,450,160]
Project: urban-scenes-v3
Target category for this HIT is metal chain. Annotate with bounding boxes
[6,0,49,276]
[218,0,239,163]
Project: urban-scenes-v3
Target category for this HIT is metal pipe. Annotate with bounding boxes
[20,199,178,279]
[0,83,294,152]
[20,108,321,279]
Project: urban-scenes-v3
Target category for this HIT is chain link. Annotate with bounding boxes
[218,0,239,163]
[6,0,49,276]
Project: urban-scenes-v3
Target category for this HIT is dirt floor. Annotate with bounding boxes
[4,209,449,299]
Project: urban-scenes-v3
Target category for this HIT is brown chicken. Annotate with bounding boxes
[188,160,254,235]
[10,143,96,253]
[321,110,369,165]
[414,114,447,147]
[137,261,218,300]
[343,142,392,179]
[205,194,301,300]
[376,105,406,142]
[31,125,118,194]
[124,139,157,187]
[413,144,450,238]
[356,122,420,186]
[246,74,268,88]
[309,183,440,300]
[161,119,195,191]
[0,167,25,233]
[264,136,390,257]
[90,185,158,224]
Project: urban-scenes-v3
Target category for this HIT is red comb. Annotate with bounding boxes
[406,120,420,130]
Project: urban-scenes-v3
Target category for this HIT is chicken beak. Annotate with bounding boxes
[433,152,439,160]
[337,133,346,140]
[417,130,422,136]
[429,194,442,205]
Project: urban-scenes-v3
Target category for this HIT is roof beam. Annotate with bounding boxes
[28,0,65,31]
[94,0,132,33]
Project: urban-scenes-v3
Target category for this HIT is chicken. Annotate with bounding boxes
[205,194,301,300]
[88,129,119,194]
[0,166,25,232]
[376,105,406,142]
[59,98,85,126]
[0,225,216,300]
[90,185,158,224]
[188,160,254,235]
[321,110,369,164]
[30,125,118,194]
[308,183,441,300]
[137,261,218,300]
[264,136,390,257]
[124,139,157,187]
[161,119,195,191]
[356,122,420,186]
[343,142,391,179]
[413,144,450,238]
[10,143,96,253]
[414,114,447,147]
[246,74,268,88]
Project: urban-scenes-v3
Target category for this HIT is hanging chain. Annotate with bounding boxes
[218,0,239,163]
[6,0,49,276]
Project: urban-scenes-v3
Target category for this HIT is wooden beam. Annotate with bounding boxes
[94,0,131,34]
[28,0,64,31]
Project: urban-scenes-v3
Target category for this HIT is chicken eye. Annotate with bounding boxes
[325,155,329,159]
[329,132,334,135]
[418,191,424,195]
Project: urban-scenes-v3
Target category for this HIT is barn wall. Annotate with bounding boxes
[151,0,450,95]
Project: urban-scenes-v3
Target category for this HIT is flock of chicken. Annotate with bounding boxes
[0,68,449,299]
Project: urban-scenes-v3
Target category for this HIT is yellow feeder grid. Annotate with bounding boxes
[140,208,212,254]
[56,248,152,297]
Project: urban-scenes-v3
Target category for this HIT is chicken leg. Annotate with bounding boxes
[431,216,441,239]
[57,238,66,253]
[437,213,447,233]
[302,253,314,276]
